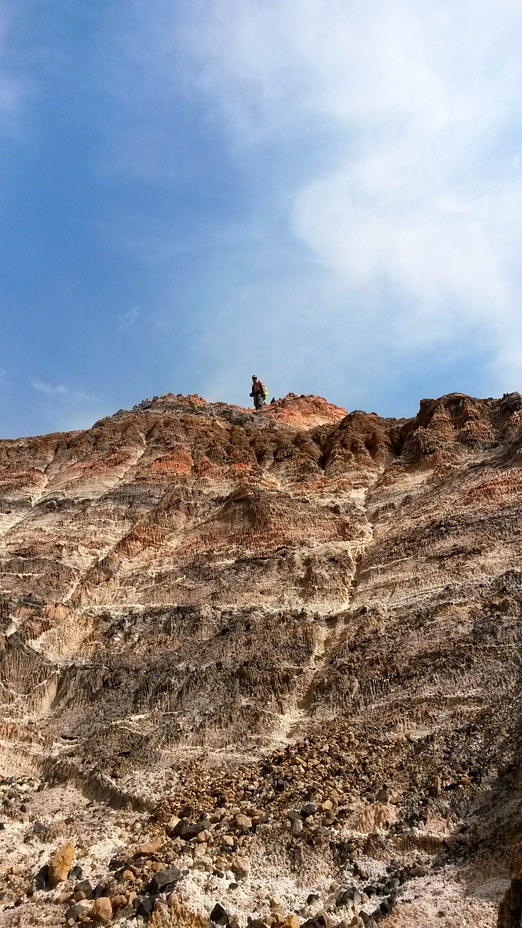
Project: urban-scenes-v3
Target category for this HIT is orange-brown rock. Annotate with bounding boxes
[134,838,163,857]
[90,896,112,922]
[48,842,74,886]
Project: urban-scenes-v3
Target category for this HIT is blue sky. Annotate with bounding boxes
[1,0,522,437]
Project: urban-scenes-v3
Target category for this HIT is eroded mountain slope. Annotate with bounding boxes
[0,391,521,927]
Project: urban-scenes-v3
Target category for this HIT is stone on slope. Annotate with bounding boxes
[90,896,112,922]
[49,843,74,886]
[210,902,229,925]
[148,867,183,893]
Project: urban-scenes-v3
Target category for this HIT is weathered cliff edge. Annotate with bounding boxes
[0,390,522,926]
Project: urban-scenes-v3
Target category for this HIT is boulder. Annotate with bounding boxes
[64,903,87,923]
[230,857,250,879]
[301,804,316,819]
[172,819,206,840]
[91,896,113,923]
[74,880,93,900]
[283,917,300,928]
[137,896,158,918]
[34,864,49,890]
[210,902,229,925]
[49,843,74,886]
[134,838,163,857]
[234,813,252,830]
[149,867,183,894]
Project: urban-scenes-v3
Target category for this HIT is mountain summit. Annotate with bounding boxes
[0,391,521,926]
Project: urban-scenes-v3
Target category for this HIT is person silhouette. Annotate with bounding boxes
[249,375,267,410]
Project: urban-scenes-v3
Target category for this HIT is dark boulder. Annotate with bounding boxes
[148,867,182,894]
[210,902,229,925]
[171,818,206,840]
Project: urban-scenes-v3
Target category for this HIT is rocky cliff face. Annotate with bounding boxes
[0,390,521,927]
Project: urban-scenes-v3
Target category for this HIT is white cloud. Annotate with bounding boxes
[183,0,522,391]
[31,380,105,432]
[118,306,141,330]
[32,380,98,403]
[33,381,69,398]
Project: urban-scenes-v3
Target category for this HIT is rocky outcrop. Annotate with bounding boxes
[0,390,522,926]
[498,879,522,927]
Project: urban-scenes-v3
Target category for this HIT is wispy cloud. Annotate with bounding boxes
[32,380,99,403]
[30,380,105,433]
[118,306,141,331]
[177,0,522,394]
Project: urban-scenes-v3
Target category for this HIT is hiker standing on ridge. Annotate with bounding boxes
[250,375,267,410]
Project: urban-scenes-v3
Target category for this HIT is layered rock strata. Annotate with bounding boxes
[0,391,521,926]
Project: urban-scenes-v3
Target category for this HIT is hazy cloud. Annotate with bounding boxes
[13,0,519,427]
[181,0,522,392]
[118,306,141,331]
[32,380,98,403]
[30,380,105,433]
